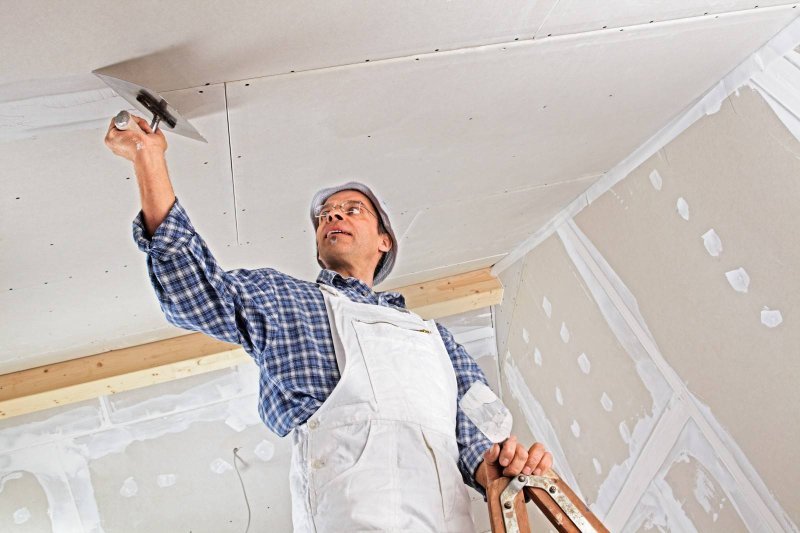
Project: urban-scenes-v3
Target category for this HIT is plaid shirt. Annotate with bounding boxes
[132,197,492,491]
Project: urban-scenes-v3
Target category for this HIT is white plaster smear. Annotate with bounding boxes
[210,458,234,474]
[577,352,591,374]
[677,197,690,221]
[13,506,31,524]
[542,296,552,318]
[648,169,663,191]
[119,476,138,498]
[593,458,603,476]
[555,387,564,406]
[533,347,543,367]
[254,440,275,462]
[157,473,177,488]
[560,322,570,343]
[725,267,751,293]
[749,49,800,144]
[522,327,529,344]
[702,229,723,257]
[570,420,581,438]
[601,392,614,413]
[761,308,784,328]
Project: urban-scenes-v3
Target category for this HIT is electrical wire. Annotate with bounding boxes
[232,447,251,533]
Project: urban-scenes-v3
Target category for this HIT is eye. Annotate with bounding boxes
[345,206,361,215]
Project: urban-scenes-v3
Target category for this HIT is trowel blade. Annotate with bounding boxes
[92,71,208,143]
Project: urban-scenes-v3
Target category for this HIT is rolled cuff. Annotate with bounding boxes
[132,197,195,260]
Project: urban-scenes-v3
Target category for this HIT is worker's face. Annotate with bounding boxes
[315,190,392,280]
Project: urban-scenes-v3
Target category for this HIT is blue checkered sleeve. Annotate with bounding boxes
[436,322,494,495]
[132,197,277,361]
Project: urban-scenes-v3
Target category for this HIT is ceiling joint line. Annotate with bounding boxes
[533,0,563,37]
[223,82,241,245]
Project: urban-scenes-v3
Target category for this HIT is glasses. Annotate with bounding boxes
[315,200,377,222]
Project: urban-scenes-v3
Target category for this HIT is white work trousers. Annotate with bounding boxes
[288,283,476,532]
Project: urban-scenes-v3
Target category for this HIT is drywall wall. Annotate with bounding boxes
[493,66,799,533]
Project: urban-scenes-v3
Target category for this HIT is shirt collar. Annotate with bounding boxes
[316,269,406,308]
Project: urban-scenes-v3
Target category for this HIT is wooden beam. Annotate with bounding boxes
[0,267,503,419]
[394,267,503,319]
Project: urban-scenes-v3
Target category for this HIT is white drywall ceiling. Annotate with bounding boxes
[0,3,798,372]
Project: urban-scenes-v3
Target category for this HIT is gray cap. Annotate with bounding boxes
[310,181,397,285]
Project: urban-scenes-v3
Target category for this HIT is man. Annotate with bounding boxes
[105,115,553,532]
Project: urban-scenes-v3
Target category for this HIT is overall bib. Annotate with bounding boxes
[288,284,477,532]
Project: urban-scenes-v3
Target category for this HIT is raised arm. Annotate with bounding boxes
[105,114,278,359]
[104,114,174,238]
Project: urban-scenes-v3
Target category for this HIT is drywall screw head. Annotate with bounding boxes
[504,501,513,509]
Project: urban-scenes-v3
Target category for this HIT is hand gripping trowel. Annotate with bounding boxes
[93,71,208,143]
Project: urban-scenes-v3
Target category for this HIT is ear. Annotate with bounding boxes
[378,233,392,253]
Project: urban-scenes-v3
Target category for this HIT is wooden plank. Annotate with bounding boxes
[394,267,504,319]
[0,267,503,419]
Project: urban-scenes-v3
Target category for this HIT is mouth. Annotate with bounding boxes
[325,229,352,240]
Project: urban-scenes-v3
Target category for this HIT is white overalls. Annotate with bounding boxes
[289,284,477,532]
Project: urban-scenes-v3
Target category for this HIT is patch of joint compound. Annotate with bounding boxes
[533,347,543,367]
[676,197,690,220]
[254,440,275,462]
[502,355,582,498]
[542,296,552,318]
[13,506,31,524]
[725,268,751,293]
[694,468,717,514]
[577,353,591,374]
[600,393,614,412]
[522,328,530,344]
[761,308,783,328]
[119,476,138,498]
[559,323,570,343]
[648,170,663,191]
[157,474,177,488]
[570,420,581,438]
[210,458,234,474]
[225,415,248,432]
[701,229,723,257]
[555,387,564,406]
[593,458,603,476]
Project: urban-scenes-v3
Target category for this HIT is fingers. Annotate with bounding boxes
[499,436,516,467]
[483,443,500,465]
[524,442,554,476]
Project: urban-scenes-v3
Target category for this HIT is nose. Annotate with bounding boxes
[326,212,344,222]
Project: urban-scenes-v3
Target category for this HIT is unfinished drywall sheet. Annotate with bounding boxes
[573,87,800,526]
[0,83,236,371]
[497,233,672,512]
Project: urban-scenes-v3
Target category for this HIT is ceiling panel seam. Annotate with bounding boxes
[223,82,240,244]
[160,5,799,93]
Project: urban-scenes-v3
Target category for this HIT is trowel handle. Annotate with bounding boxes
[114,110,132,130]
[114,110,160,134]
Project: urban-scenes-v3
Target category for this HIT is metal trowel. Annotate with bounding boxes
[93,71,207,143]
